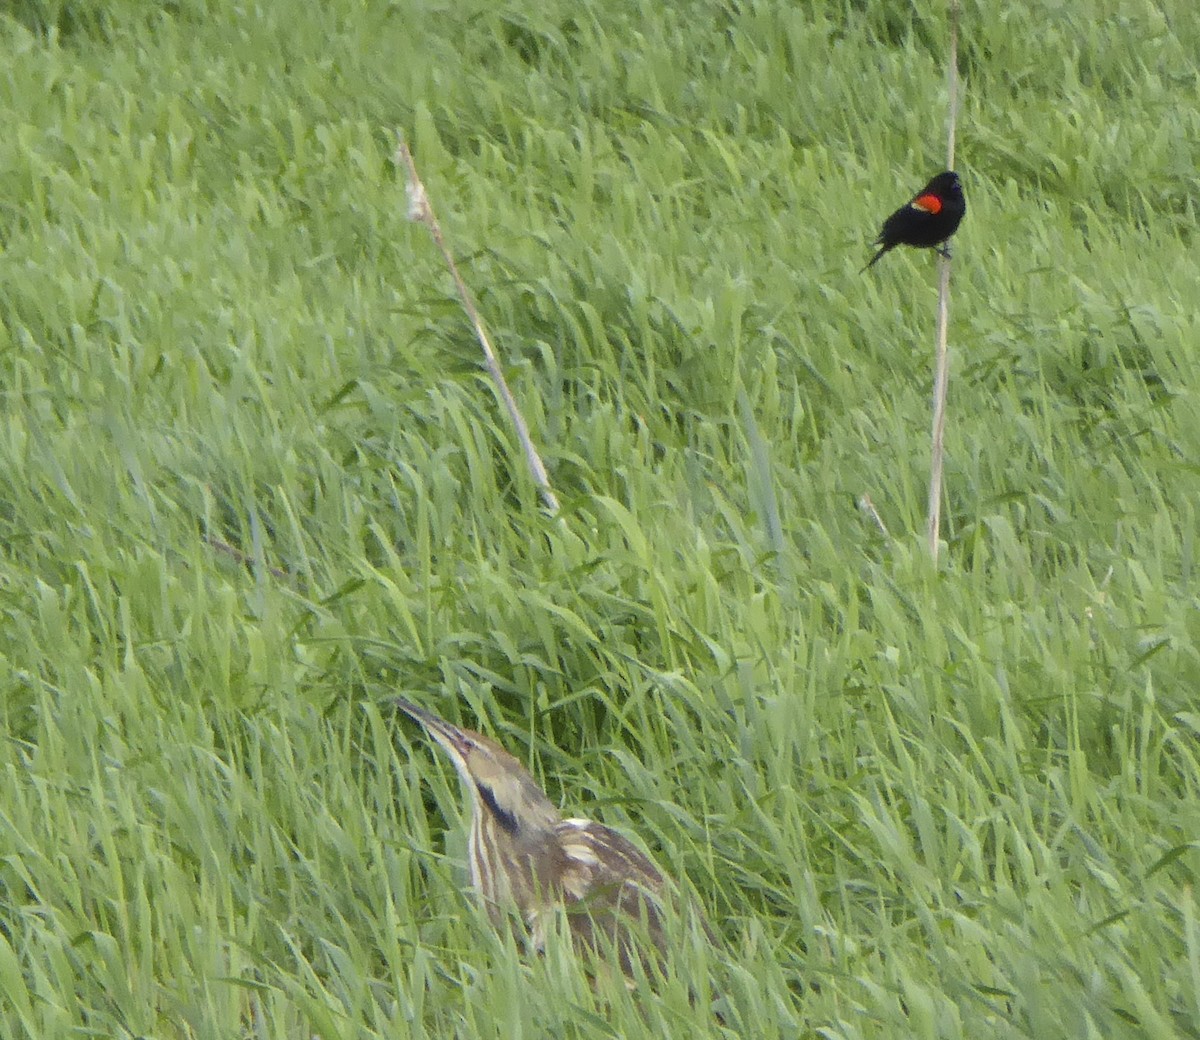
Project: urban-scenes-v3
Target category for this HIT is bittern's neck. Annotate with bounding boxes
[466,792,560,913]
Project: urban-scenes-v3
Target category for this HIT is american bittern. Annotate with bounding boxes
[391,697,689,971]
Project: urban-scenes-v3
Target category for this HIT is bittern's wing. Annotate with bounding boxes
[551,817,667,966]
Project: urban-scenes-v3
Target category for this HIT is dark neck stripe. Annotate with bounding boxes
[476,781,520,835]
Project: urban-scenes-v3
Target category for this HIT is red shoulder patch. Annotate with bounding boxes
[912,193,943,214]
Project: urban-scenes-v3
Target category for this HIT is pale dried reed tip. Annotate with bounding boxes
[406,179,430,223]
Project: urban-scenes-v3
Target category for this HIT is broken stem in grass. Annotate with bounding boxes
[395,134,561,515]
[858,494,891,539]
[926,0,960,562]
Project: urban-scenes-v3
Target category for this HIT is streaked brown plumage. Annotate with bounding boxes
[390,697,675,970]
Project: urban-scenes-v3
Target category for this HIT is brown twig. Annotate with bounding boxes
[395,135,560,515]
[204,535,291,582]
[926,0,960,561]
[857,494,891,539]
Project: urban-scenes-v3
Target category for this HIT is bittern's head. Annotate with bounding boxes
[392,697,560,840]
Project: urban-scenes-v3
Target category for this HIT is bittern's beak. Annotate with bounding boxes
[389,697,473,758]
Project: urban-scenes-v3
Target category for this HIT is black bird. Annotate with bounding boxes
[862,170,966,271]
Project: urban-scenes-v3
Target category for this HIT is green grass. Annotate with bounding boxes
[2,0,1199,1036]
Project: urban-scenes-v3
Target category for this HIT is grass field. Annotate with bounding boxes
[2,1,1199,1036]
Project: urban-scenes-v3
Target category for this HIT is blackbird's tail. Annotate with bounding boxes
[860,244,890,273]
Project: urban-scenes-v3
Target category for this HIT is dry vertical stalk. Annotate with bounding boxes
[926,0,961,561]
[395,135,561,515]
